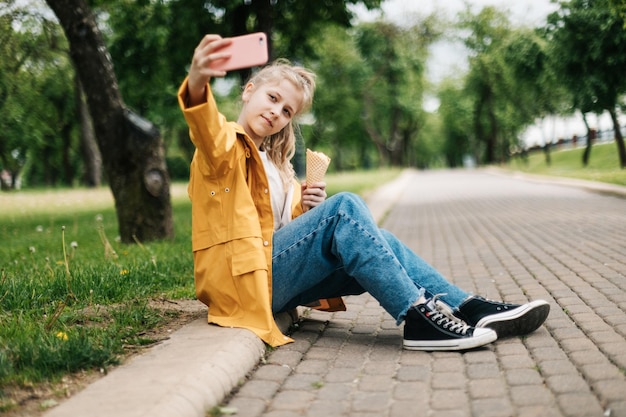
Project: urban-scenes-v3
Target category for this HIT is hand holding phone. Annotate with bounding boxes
[209,32,269,72]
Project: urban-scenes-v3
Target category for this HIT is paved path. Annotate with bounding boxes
[223,169,626,417]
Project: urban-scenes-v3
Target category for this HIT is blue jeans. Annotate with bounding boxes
[271,192,469,324]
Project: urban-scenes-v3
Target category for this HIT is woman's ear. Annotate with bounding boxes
[242,82,255,102]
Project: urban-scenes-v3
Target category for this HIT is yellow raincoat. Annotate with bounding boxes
[178,78,342,346]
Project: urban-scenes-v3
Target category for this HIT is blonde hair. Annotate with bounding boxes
[246,59,316,186]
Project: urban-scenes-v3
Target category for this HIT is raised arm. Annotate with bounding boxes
[185,35,232,107]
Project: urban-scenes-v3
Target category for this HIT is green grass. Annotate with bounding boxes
[0,168,399,407]
[325,168,402,197]
[0,202,196,390]
[507,142,626,186]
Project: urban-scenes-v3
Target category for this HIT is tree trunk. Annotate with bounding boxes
[62,121,73,186]
[608,107,626,168]
[581,112,592,167]
[74,75,101,187]
[45,0,173,243]
[485,89,498,164]
[543,142,552,166]
[362,92,390,167]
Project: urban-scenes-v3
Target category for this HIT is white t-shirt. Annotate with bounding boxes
[259,150,292,231]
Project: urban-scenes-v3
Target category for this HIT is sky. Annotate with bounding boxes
[353,0,620,147]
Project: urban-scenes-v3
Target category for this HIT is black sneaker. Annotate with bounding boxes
[403,296,497,351]
[453,296,550,338]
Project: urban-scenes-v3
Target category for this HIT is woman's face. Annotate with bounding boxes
[238,79,303,146]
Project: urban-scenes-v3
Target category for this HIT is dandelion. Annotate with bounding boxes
[95,214,103,222]
[120,269,129,275]
[36,225,43,232]
[69,241,78,260]
[55,331,68,341]
[29,246,36,253]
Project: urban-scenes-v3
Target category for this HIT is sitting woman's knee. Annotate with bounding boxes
[333,192,366,207]
[330,192,371,217]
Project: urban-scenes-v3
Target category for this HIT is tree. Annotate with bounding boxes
[460,7,514,164]
[355,20,432,167]
[305,24,371,171]
[0,4,50,189]
[546,0,626,168]
[0,1,104,189]
[456,6,568,165]
[437,78,475,167]
[45,0,173,243]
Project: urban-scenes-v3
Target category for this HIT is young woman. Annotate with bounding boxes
[178,34,550,351]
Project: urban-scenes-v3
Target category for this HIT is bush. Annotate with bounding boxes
[166,156,190,181]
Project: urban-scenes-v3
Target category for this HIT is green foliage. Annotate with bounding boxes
[545,0,626,167]
[437,77,475,167]
[354,20,434,167]
[609,0,626,25]
[166,155,191,181]
[438,5,573,166]
[545,0,626,114]
[305,24,371,170]
[457,7,563,164]
[0,5,83,189]
[299,18,441,170]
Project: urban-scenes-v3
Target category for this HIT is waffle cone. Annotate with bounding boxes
[306,149,331,187]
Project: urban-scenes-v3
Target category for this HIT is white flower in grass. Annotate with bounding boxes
[29,246,36,253]
[71,241,78,249]
[95,214,103,222]
[36,225,44,232]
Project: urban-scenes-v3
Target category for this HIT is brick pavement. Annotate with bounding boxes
[222,169,626,417]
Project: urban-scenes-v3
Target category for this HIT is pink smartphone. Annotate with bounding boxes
[210,32,269,72]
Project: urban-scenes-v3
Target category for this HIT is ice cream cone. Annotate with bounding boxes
[306,149,331,187]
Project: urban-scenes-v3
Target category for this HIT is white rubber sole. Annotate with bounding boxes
[476,300,550,338]
[403,328,497,351]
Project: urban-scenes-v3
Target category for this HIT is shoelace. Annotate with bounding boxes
[426,310,470,335]
[427,294,471,335]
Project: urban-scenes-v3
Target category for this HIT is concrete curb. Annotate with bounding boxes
[43,170,411,417]
[44,323,264,417]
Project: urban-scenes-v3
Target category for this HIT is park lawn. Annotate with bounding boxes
[0,168,400,413]
[507,142,626,186]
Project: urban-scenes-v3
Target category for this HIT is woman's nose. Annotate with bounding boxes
[270,104,281,116]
